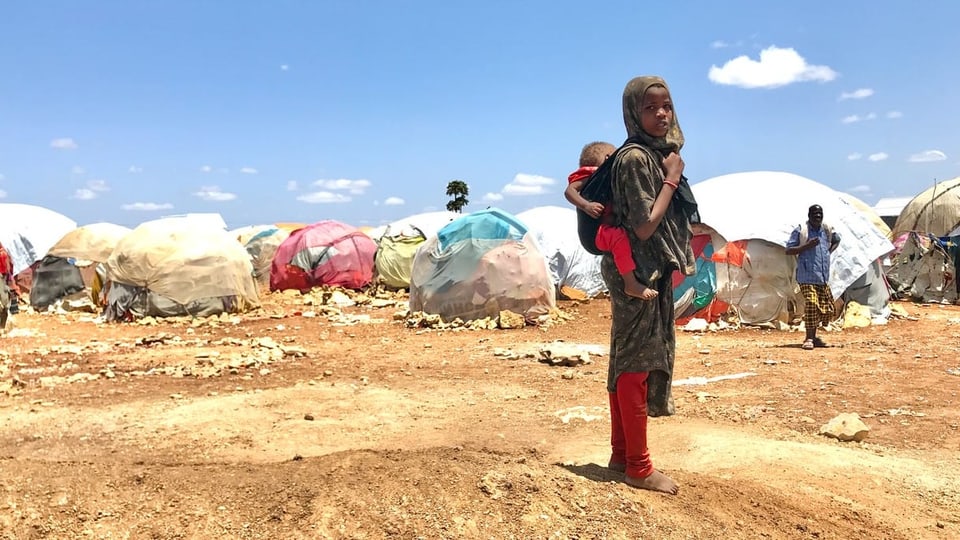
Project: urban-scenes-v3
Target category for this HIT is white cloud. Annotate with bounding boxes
[194,186,237,201]
[122,202,173,211]
[240,167,258,174]
[280,64,289,71]
[312,178,371,195]
[867,152,888,162]
[501,173,555,196]
[71,165,86,175]
[384,197,405,206]
[839,88,874,100]
[848,185,871,194]
[128,165,143,173]
[847,153,862,161]
[297,191,352,204]
[200,165,213,173]
[841,113,877,124]
[710,40,730,49]
[908,150,947,163]
[708,46,837,89]
[286,180,298,191]
[50,138,78,150]
[0,189,7,199]
[73,188,97,200]
[483,192,504,202]
[886,111,903,119]
[87,179,109,192]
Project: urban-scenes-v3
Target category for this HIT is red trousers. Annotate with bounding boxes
[595,224,635,275]
[609,372,653,478]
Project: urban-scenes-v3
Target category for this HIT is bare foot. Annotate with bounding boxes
[624,282,658,301]
[624,470,679,495]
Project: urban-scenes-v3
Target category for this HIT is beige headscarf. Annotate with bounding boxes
[622,76,683,155]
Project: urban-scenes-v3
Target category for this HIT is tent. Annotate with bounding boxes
[0,203,77,275]
[374,211,459,289]
[515,206,605,297]
[103,218,260,320]
[689,172,894,324]
[270,220,377,292]
[244,227,291,287]
[892,177,960,238]
[30,223,132,310]
[873,197,913,230]
[886,231,958,304]
[408,208,556,323]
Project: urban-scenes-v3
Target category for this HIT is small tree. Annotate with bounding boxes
[445,180,470,213]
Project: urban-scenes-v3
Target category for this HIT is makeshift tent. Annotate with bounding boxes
[408,208,556,322]
[244,227,291,287]
[270,220,377,292]
[892,177,960,238]
[515,206,605,297]
[886,232,958,304]
[690,172,894,324]
[103,218,259,320]
[374,211,459,289]
[30,223,132,310]
[0,203,77,275]
[231,224,276,246]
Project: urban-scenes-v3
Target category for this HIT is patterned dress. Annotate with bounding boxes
[602,144,696,416]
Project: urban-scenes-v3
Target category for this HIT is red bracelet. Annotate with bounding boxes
[663,180,679,190]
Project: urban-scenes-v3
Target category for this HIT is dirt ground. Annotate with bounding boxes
[1,289,959,540]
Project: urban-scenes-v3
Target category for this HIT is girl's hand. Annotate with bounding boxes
[662,152,684,179]
[585,202,604,218]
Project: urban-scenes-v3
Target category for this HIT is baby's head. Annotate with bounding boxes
[579,141,616,168]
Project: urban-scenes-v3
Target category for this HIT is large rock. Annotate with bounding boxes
[820,413,870,442]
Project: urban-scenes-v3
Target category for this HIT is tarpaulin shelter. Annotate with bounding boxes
[30,223,132,310]
[689,172,894,324]
[243,227,291,287]
[408,208,556,323]
[0,203,77,276]
[270,220,377,292]
[886,231,959,304]
[103,217,259,320]
[892,177,960,238]
[515,206,605,298]
[374,211,458,289]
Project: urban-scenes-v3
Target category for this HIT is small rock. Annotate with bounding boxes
[304,414,314,421]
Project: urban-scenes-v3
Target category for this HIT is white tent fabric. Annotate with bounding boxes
[516,206,605,297]
[0,203,77,274]
[692,171,894,299]
[381,211,459,240]
[48,222,132,263]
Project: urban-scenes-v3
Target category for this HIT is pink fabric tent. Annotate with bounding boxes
[269,220,376,291]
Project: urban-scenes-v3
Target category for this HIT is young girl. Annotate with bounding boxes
[603,76,697,495]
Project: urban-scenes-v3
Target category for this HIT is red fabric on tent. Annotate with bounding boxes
[270,220,377,291]
[710,239,749,267]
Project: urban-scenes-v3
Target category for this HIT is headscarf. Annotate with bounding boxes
[620,75,699,225]
[622,76,683,155]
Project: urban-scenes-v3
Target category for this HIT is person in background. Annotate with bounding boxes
[785,204,840,350]
[601,75,698,495]
[565,141,657,300]
[0,242,14,326]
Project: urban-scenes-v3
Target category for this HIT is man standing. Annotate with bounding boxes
[786,204,840,350]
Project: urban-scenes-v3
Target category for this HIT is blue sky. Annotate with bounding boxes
[2,1,958,229]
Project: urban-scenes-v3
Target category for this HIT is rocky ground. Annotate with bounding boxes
[1,289,959,539]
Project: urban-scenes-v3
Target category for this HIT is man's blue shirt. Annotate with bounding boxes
[787,223,840,285]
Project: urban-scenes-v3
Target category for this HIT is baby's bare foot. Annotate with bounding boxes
[624,283,658,301]
[624,470,678,495]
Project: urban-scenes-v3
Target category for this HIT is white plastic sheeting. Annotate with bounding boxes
[516,206,605,297]
[0,203,77,274]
